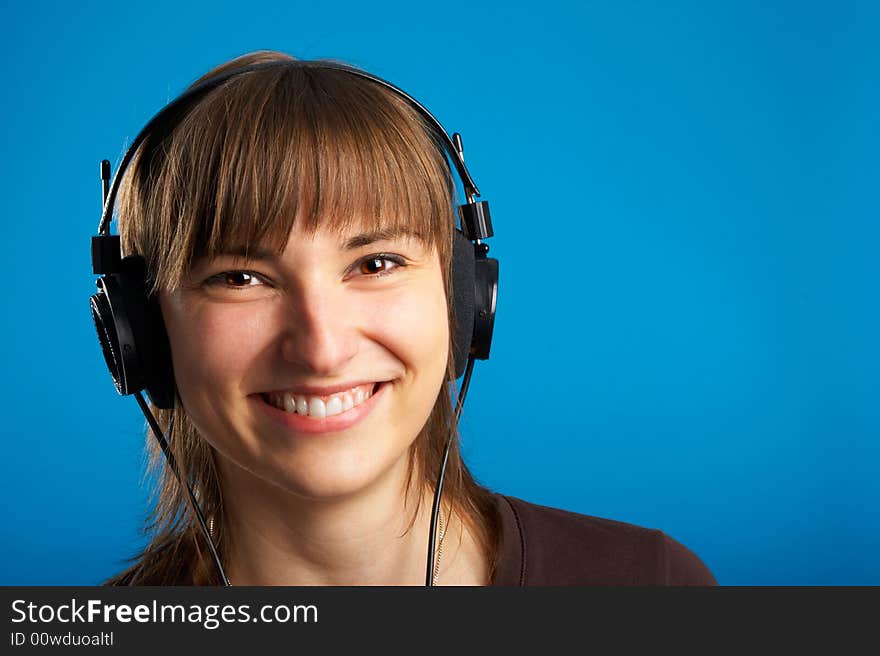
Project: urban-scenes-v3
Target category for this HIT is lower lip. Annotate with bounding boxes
[252,382,389,435]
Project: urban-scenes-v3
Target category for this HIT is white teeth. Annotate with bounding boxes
[267,383,380,418]
[295,396,308,415]
[308,398,326,419]
[325,396,343,417]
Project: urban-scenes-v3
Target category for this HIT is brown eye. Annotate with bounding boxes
[203,270,263,289]
[360,258,389,275]
[224,271,255,286]
[355,254,405,278]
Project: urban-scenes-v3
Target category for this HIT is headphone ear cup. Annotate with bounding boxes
[90,275,141,397]
[140,291,175,410]
[89,255,175,409]
[451,229,476,378]
[472,254,498,361]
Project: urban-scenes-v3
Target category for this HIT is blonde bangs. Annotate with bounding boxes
[119,63,456,293]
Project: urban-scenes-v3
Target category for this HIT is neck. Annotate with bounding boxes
[217,454,454,586]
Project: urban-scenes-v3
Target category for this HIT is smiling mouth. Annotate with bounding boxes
[260,382,382,419]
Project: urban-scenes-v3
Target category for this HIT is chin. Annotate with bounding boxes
[255,448,411,504]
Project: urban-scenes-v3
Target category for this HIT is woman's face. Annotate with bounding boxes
[159,221,450,500]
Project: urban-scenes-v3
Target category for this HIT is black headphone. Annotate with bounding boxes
[89,59,498,586]
[91,60,497,409]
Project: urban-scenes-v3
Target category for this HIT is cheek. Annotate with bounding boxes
[363,276,450,373]
[162,299,273,393]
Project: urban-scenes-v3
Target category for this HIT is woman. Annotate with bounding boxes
[97,50,716,586]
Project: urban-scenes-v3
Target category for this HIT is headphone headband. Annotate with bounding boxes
[98,59,481,237]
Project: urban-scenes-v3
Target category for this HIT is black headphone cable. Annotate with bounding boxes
[426,353,476,586]
[135,392,230,586]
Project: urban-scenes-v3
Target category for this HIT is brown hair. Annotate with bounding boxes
[105,50,500,585]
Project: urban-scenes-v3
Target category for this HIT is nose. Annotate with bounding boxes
[279,282,359,376]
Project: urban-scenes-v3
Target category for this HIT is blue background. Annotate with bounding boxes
[1,1,877,585]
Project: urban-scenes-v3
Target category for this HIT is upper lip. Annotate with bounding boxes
[261,380,384,396]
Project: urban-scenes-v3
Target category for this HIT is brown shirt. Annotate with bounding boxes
[491,494,717,585]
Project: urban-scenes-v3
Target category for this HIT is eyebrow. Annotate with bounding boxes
[217,228,425,260]
[342,228,424,250]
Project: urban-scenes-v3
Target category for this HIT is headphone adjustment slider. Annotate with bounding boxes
[92,234,121,275]
[458,200,493,241]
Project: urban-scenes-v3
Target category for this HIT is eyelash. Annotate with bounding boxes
[202,253,407,289]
